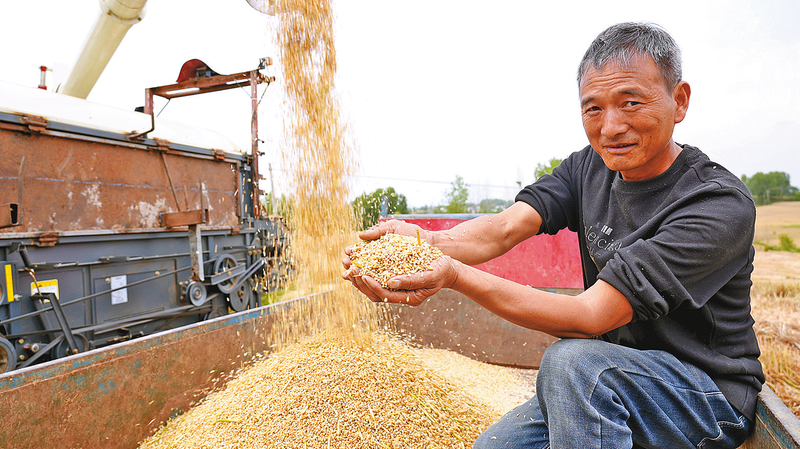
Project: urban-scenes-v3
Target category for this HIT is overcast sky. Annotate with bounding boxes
[2,0,798,207]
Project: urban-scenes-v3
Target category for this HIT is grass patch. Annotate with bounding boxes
[757,234,800,253]
[260,282,297,306]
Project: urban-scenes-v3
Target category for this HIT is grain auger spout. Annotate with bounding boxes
[59,0,148,99]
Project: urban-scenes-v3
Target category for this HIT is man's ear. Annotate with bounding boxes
[674,81,691,123]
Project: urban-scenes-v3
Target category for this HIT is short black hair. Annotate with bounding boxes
[577,22,682,90]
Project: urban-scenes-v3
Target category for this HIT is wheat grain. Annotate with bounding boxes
[349,234,444,289]
[139,333,498,449]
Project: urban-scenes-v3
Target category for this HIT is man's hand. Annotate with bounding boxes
[341,254,459,306]
[356,219,429,242]
[342,218,439,305]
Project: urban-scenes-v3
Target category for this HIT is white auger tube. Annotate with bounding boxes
[59,0,148,99]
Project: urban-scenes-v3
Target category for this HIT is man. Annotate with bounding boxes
[342,22,763,448]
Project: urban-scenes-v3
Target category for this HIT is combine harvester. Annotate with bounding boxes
[0,1,797,448]
[0,0,289,374]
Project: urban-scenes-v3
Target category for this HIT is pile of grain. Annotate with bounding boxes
[414,347,536,416]
[349,233,444,289]
[139,332,498,449]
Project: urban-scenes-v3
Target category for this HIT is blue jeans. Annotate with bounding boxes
[474,339,751,449]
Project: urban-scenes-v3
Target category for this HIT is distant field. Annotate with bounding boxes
[753,202,800,284]
[751,201,800,419]
[754,201,800,248]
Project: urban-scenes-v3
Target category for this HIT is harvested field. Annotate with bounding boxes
[754,201,800,249]
[751,201,800,418]
[751,248,800,419]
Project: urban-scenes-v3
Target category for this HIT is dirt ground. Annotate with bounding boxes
[750,204,800,419]
[754,201,800,249]
[753,249,800,284]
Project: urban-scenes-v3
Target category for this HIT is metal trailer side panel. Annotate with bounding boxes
[0,297,307,449]
[742,386,800,448]
[381,288,564,369]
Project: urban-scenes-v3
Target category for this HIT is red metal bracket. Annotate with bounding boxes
[21,115,47,133]
[158,209,208,228]
[35,232,60,247]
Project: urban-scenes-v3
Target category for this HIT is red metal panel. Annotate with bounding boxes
[474,228,582,289]
[399,217,462,232]
[389,217,584,289]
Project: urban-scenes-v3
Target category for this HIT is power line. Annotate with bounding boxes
[269,166,520,190]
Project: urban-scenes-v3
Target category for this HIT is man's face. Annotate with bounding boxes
[579,55,690,181]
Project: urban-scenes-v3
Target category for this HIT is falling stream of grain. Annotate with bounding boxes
[138,2,509,447]
[266,0,383,347]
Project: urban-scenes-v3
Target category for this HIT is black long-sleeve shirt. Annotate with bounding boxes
[516,144,764,420]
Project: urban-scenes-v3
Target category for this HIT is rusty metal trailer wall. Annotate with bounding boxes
[0,290,571,449]
[389,288,564,369]
[0,296,314,449]
[0,111,246,235]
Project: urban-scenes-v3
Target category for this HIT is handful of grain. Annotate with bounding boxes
[349,233,444,289]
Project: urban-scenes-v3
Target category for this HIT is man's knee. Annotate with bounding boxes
[540,339,604,374]
[537,339,617,394]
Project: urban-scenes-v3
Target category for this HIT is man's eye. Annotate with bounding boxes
[584,106,601,114]
[625,101,641,107]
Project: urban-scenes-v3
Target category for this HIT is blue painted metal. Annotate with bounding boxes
[741,385,800,448]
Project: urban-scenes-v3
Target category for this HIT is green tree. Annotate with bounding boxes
[741,171,798,204]
[478,198,513,213]
[352,187,409,230]
[262,193,292,223]
[534,157,563,180]
[444,175,469,213]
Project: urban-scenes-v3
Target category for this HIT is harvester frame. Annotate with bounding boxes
[0,66,288,373]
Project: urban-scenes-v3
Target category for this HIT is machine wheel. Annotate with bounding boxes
[52,333,89,360]
[0,336,17,373]
[205,308,227,321]
[205,295,229,320]
[186,281,208,306]
[227,284,251,312]
[214,254,239,294]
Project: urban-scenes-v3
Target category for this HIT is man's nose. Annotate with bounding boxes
[601,109,628,138]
